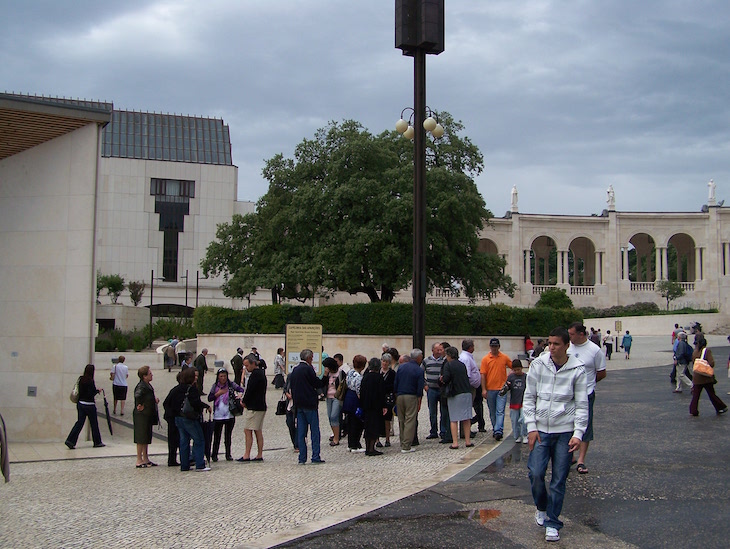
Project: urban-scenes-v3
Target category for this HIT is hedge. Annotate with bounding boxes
[193,303,582,337]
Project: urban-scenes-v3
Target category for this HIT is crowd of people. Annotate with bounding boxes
[62,322,730,543]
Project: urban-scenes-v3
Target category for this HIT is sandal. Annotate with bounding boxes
[449,445,459,449]
[146,461,158,467]
[135,463,148,468]
[576,463,588,474]
[329,441,340,446]
[465,443,474,448]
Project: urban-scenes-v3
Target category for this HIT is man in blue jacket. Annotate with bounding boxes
[289,349,326,464]
[394,349,425,453]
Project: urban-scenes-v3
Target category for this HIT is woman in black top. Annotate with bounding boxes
[172,367,211,471]
[133,365,159,468]
[65,364,105,449]
[360,358,387,456]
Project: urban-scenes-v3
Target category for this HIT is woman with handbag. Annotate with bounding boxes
[441,346,474,449]
[207,368,245,462]
[690,335,728,416]
[322,357,344,446]
[65,364,105,450]
[171,367,211,471]
[133,365,159,467]
[377,352,396,448]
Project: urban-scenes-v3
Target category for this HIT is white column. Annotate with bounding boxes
[696,247,703,281]
[655,248,661,281]
[662,247,669,280]
[622,248,629,281]
[524,250,530,283]
[595,250,602,284]
[557,250,564,284]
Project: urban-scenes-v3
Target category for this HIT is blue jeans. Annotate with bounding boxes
[175,416,206,470]
[426,387,442,437]
[326,398,341,427]
[486,390,507,435]
[510,407,527,440]
[528,431,573,530]
[297,407,321,463]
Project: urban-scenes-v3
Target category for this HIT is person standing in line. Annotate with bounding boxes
[438,341,453,445]
[289,349,326,464]
[480,338,512,441]
[360,357,387,456]
[194,348,208,394]
[343,355,367,452]
[524,327,588,543]
[459,339,480,439]
[174,368,211,472]
[422,342,446,440]
[111,355,129,415]
[567,322,607,475]
[441,346,473,449]
[231,347,244,386]
[133,365,159,468]
[394,349,425,453]
[321,357,344,447]
[162,371,183,467]
[603,330,614,360]
[239,355,267,461]
[621,330,633,359]
[65,364,105,449]
[208,367,244,462]
[689,335,728,416]
[377,352,396,448]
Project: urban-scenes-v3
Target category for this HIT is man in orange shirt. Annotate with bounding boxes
[481,338,512,441]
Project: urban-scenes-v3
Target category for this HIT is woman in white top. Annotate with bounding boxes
[111,355,129,415]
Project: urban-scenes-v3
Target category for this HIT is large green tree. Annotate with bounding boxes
[202,115,515,303]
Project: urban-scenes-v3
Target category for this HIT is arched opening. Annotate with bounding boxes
[568,237,596,286]
[628,233,656,282]
[667,233,696,282]
[530,236,557,286]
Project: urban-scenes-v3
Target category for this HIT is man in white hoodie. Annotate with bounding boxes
[523,327,588,543]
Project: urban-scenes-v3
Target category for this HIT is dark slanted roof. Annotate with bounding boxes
[102,110,232,166]
[0,92,112,161]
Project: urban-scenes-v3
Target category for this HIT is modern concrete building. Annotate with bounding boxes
[0,93,253,441]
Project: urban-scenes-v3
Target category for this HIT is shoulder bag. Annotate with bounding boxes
[228,386,244,416]
[69,377,80,403]
[335,376,348,401]
[181,386,199,419]
[693,348,714,377]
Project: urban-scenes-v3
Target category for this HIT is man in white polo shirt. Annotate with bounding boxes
[567,322,607,475]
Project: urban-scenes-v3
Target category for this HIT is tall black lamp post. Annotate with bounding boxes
[395,0,444,352]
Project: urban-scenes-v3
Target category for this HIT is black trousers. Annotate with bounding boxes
[166,418,180,465]
[212,417,235,458]
[347,413,364,449]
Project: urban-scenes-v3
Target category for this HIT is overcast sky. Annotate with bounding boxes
[3,1,730,216]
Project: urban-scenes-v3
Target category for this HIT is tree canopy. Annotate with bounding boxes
[202,114,515,303]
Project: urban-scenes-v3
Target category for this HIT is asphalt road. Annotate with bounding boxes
[272,349,730,549]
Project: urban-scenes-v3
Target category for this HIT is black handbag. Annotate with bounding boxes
[275,394,288,415]
[228,386,244,416]
[181,387,198,419]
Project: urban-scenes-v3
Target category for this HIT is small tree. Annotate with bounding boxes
[128,280,146,306]
[105,274,126,304]
[535,288,574,309]
[656,280,684,310]
[96,270,107,303]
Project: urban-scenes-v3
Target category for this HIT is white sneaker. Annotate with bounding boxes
[401,448,416,453]
[349,448,365,453]
[514,436,522,443]
[545,526,560,542]
[535,510,547,526]
[522,437,529,444]
[195,467,211,472]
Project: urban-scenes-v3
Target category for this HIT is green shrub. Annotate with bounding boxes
[535,288,574,309]
[193,303,583,337]
[131,333,148,352]
[95,337,115,352]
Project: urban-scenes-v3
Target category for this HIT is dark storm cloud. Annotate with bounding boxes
[2,0,730,214]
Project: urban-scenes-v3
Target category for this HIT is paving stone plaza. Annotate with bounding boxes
[0,336,724,548]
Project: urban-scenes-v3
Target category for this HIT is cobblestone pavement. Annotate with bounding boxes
[2,336,724,549]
